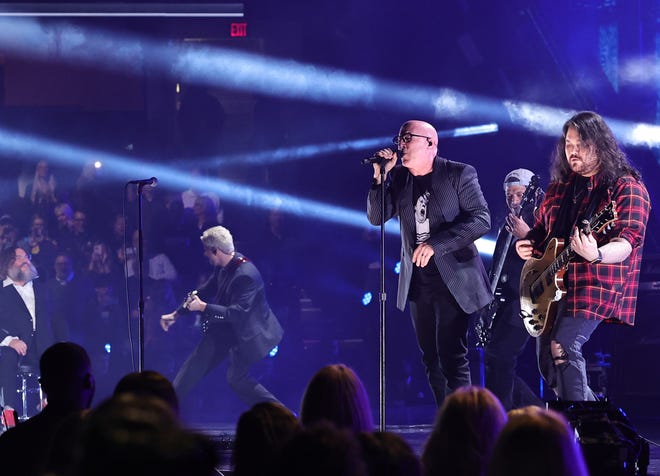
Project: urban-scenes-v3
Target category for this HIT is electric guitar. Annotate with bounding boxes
[174,290,214,333]
[519,201,617,337]
[184,290,198,308]
[475,174,540,347]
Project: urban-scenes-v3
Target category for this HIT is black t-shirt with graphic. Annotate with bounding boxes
[409,173,445,300]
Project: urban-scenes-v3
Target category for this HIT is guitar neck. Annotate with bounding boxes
[489,232,513,293]
[548,243,573,276]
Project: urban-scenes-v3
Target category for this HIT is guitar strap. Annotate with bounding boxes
[552,176,608,242]
[581,184,610,224]
[213,255,249,304]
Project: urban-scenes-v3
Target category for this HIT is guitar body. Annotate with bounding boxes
[519,238,567,337]
[475,174,542,347]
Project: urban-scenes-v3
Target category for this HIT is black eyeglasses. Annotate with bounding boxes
[392,133,431,145]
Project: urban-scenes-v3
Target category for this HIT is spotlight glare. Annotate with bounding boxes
[476,237,496,257]
[269,346,279,358]
[94,160,102,169]
[628,123,660,147]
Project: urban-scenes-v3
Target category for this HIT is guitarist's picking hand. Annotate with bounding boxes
[160,312,177,332]
[506,214,531,239]
[571,227,599,262]
[515,239,534,260]
[412,243,435,267]
[186,294,208,313]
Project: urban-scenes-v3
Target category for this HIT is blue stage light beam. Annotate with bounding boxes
[0,125,398,233]
[0,18,657,148]
[191,123,499,168]
[0,125,497,255]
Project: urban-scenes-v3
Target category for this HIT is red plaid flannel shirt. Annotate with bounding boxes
[527,173,650,325]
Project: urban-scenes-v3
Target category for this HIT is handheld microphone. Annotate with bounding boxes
[127,177,158,187]
[361,155,386,165]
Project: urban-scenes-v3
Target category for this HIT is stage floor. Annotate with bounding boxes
[192,412,660,475]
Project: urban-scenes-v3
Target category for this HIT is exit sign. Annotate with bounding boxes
[231,23,247,37]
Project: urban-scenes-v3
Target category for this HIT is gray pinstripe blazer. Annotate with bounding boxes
[368,156,492,313]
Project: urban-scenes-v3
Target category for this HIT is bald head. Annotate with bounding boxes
[397,120,438,176]
[402,120,438,147]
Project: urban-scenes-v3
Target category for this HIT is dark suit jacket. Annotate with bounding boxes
[368,156,492,313]
[196,253,283,364]
[0,279,56,358]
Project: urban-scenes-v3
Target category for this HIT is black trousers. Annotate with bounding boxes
[484,299,542,410]
[408,280,470,407]
[173,325,281,408]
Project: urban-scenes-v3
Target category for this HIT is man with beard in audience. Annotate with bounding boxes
[0,247,58,413]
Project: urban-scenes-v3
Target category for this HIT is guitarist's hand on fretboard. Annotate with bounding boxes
[570,226,600,263]
[506,213,531,239]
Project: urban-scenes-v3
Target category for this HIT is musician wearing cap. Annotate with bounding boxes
[515,111,650,401]
[160,225,284,407]
[367,119,491,406]
[481,168,544,410]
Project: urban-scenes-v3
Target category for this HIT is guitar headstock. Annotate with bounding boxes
[517,174,541,217]
[589,201,617,234]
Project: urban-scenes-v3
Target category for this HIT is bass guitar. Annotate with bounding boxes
[519,201,617,337]
[475,174,540,347]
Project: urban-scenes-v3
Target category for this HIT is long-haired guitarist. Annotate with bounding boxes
[515,111,650,402]
[160,225,284,409]
[482,168,545,410]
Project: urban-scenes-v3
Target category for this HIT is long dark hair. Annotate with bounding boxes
[550,111,641,187]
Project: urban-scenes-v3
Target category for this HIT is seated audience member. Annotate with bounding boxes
[487,406,588,476]
[0,215,19,251]
[70,393,217,476]
[51,202,75,249]
[113,370,179,416]
[232,401,301,476]
[0,246,60,413]
[85,240,120,288]
[0,342,95,476]
[25,160,58,219]
[17,213,58,279]
[80,275,129,400]
[421,386,507,476]
[46,251,90,342]
[275,420,367,476]
[192,194,221,232]
[358,431,422,476]
[69,210,93,267]
[300,363,374,433]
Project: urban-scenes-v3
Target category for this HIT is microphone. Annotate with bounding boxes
[127,177,158,187]
[361,155,386,165]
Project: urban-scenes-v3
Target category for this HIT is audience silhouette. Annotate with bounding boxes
[0,342,95,476]
[232,401,301,476]
[300,363,374,433]
[487,406,589,476]
[421,386,507,476]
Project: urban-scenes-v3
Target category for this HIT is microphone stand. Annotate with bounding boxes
[136,182,147,372]
[378,164,387,432]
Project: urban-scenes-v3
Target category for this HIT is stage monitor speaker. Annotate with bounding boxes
[547,400,649,476]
